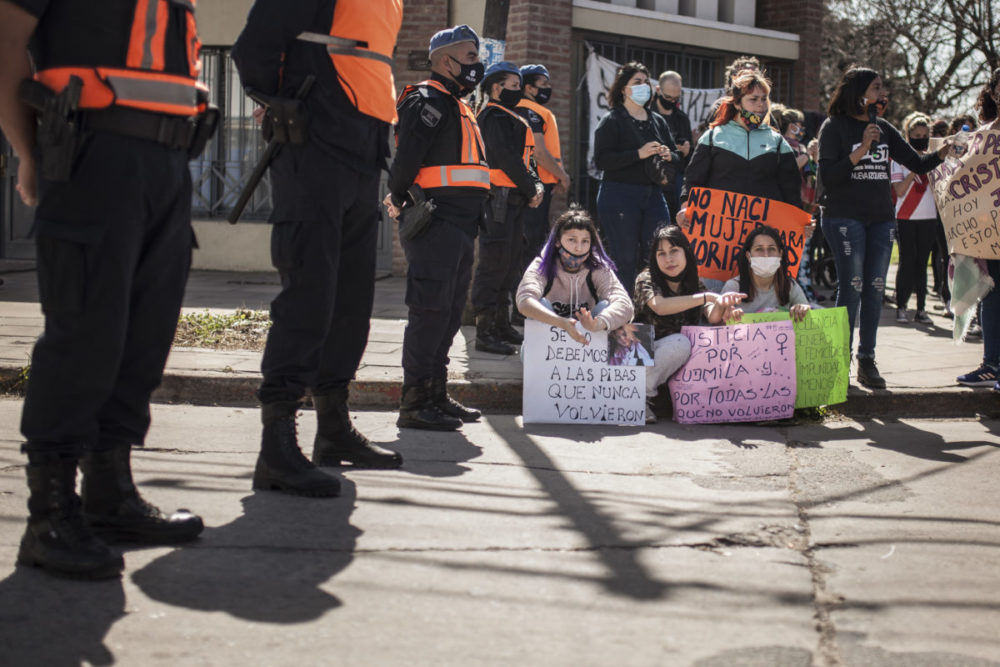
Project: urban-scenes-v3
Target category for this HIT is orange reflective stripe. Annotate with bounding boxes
[185,7,202,77]
[483,102,535,188]
[35,67,205,116]
[414,165,491,190]
[517,98,561,183]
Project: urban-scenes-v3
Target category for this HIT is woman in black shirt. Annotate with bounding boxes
[818,66,949,388]
[593,61,680,293]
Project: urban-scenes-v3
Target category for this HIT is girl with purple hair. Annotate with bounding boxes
[515,206,634,345]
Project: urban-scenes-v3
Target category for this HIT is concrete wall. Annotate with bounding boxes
[198,0,253,45]
[191,221,273,272]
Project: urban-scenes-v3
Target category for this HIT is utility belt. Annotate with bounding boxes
[20,77,218,182]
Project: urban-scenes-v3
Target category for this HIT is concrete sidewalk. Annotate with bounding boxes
[0,266,996,418]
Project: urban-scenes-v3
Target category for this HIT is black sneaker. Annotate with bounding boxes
[914,311,933,325]
[957,364,999,387]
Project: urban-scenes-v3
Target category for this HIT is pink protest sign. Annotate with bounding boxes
[667,321,797,424]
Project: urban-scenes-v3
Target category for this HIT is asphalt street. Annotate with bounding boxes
[0,399,998,666]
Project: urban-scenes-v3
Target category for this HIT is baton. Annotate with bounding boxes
[228,75,316,224]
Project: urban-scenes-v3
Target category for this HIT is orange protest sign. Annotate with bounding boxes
[682,187,813,282]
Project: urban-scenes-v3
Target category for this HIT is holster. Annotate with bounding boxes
[20,77,87,182]
[188,105,220,158]
[397,185,436,241]
[261,97,309,145]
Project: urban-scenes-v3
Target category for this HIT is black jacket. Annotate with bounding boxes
[594,107,680,185]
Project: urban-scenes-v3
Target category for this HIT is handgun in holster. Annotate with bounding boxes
[397,185,436,241]
[20,76,86,182]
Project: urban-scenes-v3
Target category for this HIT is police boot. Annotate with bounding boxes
[397,381,463,431]
[17,455,124,580]
[81,444,203,544]
[312,387,403,469]
[429,376,481,423]
[475,310,516,355]
[253,400,341,497]
[494,305,524,345]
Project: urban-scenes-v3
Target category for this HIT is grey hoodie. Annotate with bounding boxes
[516,257,634,331]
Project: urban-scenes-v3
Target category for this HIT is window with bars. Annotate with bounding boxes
[190,47,272,220]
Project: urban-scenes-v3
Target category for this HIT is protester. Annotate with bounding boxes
[609,325,654,366]
[516,206,633,345]
[706,55,763,124]
[678,71,801,289]
[724,225,811,321]
[593,61,680,292]
[891,112,938,325]
[653,70,693,215]
[929,118,952,311]
[633,226,741,423]
[472,61,544,356]
[818,66,949,388]
[956,68,1000,389]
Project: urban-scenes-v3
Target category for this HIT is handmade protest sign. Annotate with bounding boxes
[928,129,1000,259]
[739,308,849,408]
[522,319,646,425]
[682,187,813,282]
[667,321,796,424]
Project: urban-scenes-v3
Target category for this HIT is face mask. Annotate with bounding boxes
[750,256,782,278]
[739,107,764,130]
[558,246,590,272]
[909,136,929,151]
[498,87,523,108]
[534,87,552,105]
[628,83,651,106]
[659,96,677,111]
[450,57,485,89]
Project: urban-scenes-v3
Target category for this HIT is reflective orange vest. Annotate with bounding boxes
[296,0,402,124]
[517,98,562,185]
[398,79,491,192]
[481,101,535,189]
[35,0,207,117]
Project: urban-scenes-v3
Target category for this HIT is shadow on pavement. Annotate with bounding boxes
[0,565,125,666]
[486,415,670,601]
[382,427,483,478]
[796,418,1000,463]
[131,480,359,624]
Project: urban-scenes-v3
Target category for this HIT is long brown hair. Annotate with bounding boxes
[736,225,791,304]
[711,71,772,128]
[607,61,650,109]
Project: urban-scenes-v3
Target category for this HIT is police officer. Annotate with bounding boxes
[516,64,571,263]
[471,62,543,355]
[0,0,214,578]
[233,0,404,497]
[385,25,487,431]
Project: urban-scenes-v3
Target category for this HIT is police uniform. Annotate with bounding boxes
[233,0,403,496]
[471,61,542,355]
[7,0,212,578]
[389,25,488,431]
[516,64,564,262]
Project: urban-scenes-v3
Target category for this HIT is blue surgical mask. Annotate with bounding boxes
[629,83,651,106]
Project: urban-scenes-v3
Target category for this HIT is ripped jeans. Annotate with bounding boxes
[821,217,895,359]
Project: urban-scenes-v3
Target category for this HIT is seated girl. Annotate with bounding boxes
[634,225,744,422]
[724,225,811,322]
[516,206,634,344]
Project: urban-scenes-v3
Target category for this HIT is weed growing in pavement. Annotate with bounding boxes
[174,309,271,351]
[0,364,30,396]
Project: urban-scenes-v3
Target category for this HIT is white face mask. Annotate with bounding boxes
[750,256,782,278]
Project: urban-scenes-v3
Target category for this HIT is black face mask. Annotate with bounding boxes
[450,57,485,90]
[498,87,523,108]
[533,87,552,105]
[658,96,677,111]
[909,136,929,151]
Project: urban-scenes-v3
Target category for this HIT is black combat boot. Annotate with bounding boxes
[856,357,887,389]
[429,376,481,423]
[397,381,463,431]
[253,400,341,497]
[312,387,403,469]
[494,305,524,345]
[81,444,203,544]
[18,455,124,579]
[475,310,516,355]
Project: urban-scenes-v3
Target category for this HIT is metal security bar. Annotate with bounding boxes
[190,48,272,220]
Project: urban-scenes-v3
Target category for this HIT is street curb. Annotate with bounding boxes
[4,364,999,419]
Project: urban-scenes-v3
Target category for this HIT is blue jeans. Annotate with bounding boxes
[981,260,1000,367]
[597,181,670,293]
[821,217,895,359]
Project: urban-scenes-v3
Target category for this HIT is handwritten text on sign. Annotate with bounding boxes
[522,319,646,425]
[928,130,1000,259]
[683,187,813,282]
[739,308,850,408]
[668,321,796,423]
